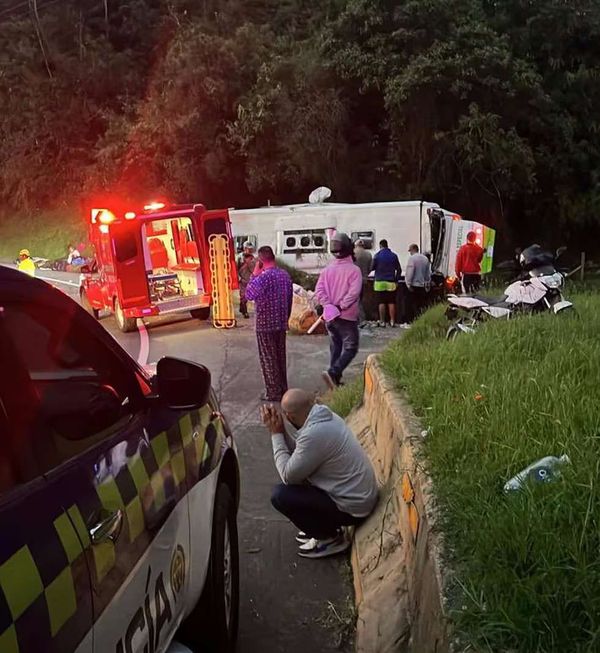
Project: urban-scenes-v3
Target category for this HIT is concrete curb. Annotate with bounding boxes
[347,354,450,653]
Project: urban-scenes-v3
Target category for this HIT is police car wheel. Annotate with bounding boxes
[184,482,239,652]
[190,307,211,321]
[115,299,137,332]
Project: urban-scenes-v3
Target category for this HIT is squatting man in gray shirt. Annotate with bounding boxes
[261,389,379,559]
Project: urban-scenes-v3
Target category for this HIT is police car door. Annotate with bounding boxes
[0,290,191,653]
[0,305,93,653]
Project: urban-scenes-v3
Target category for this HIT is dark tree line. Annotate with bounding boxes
[1,0,600,255]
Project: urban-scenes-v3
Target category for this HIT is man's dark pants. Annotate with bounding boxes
[256,330,288,401]
[406,286,429,323]
[239,282,249,316]
[271,484,364,539]
[326,318,359,383]
[463,273,481,294]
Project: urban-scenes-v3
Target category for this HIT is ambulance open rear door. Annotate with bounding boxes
[111,222,150,309]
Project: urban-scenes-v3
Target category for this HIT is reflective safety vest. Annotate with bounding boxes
[17,258,36,277]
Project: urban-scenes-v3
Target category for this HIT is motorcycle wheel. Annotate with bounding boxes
[446,325,460,341]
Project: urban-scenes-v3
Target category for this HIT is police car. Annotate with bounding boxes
[0,266,240,653]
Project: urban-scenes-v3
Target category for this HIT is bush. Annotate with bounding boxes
[0,208,86,261]
[381,295,600,652]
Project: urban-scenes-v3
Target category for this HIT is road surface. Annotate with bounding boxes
[35,269,399,652]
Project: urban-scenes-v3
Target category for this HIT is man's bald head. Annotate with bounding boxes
[281,389,315,428]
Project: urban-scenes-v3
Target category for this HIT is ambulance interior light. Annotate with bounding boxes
[125,211,137,220]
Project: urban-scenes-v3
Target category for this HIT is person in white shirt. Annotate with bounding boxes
[67,244,83,265]
[404,244,431,324]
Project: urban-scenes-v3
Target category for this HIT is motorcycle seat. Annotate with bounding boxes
[472,294,508,306]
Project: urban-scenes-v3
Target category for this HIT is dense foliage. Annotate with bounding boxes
[1,0,600,254]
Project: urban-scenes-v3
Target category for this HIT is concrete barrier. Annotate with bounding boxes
[346,355,450,653]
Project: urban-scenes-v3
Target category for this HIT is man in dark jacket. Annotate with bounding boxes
[371,239,402,327]
[353,239,373,325]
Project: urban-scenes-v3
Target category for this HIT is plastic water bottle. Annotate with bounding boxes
[503,454,571,492]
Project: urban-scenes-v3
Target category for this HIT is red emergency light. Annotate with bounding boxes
[144,201,166,212]
[91,209,117,225]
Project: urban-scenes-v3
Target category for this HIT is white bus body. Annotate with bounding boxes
[229,200,491,276]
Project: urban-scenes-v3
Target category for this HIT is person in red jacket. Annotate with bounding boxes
[455,231,486,293]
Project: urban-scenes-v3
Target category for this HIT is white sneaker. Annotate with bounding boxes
[297,533,351,559]
[296,531,311,544]
[401,323,412,329]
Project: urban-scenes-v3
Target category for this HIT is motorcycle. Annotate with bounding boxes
[445,244,574,340]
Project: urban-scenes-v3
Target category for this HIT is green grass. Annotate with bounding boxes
[0,208,87,261]
[326,376,364,418]
[381,295,600,653]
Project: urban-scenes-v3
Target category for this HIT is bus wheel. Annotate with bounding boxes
[191,307,211,321]
[115,299,137,333]
[80,290,100,319]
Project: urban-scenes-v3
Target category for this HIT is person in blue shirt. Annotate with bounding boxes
[371,239,402,327]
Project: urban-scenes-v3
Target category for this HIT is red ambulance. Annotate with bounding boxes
[80,201,237,332]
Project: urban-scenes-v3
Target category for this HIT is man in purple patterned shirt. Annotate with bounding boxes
[246,246,294,402]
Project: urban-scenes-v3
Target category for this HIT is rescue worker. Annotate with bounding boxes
[236,241,256,319]
[315,233,362,389]
[455,231,486,293]
[17,249,36,277]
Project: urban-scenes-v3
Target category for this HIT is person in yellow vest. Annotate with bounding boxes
[17,249,36,277]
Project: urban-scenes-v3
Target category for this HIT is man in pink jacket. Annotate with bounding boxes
[315,233,363,389]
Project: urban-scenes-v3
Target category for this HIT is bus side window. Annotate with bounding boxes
[235,235,257,253]
[351,231,375,250]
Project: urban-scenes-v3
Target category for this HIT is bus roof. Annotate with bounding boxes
[229,200,441,215]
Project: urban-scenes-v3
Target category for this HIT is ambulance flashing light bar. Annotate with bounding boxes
[90,200,169,225]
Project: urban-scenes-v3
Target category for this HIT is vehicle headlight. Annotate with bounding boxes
[541,273,562,289]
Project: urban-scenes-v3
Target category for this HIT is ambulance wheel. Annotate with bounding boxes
[80,291,100,319]
[191,307,211,321]
[182,483,239,652]
[114,299,137,333]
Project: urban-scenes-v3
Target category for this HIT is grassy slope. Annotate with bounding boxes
[380,298,600,652]
[0,208,87,260]
[326,376,364,418]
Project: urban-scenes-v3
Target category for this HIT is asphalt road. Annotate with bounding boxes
[35,269,399,652]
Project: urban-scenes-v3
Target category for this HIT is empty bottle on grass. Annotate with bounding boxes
[504,454,571,493]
